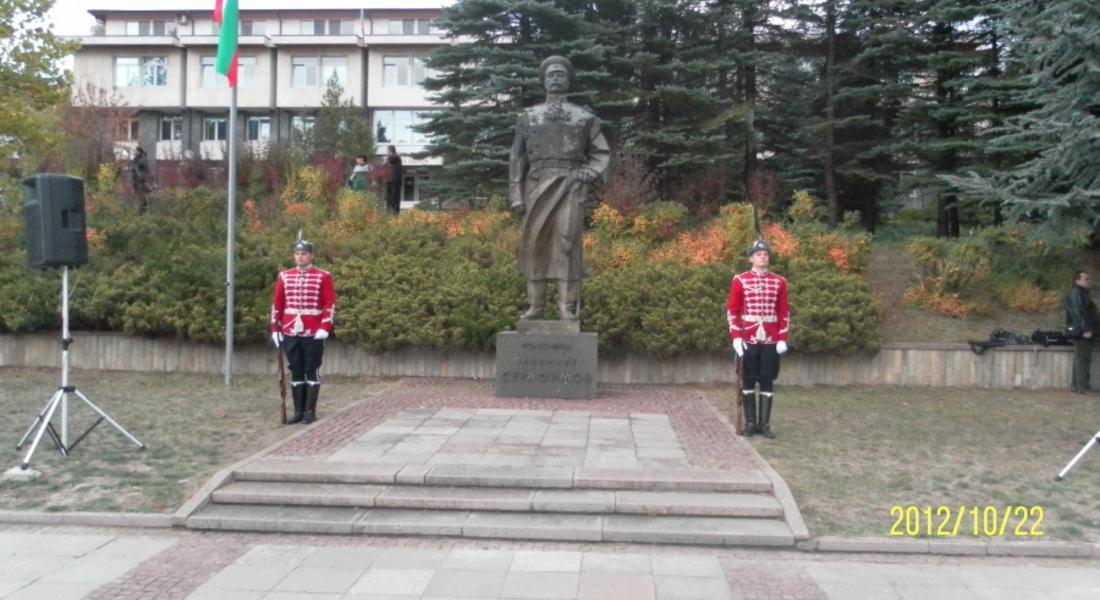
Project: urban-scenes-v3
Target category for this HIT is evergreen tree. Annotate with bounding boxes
[311,75,375,161]
[629,0,736,202]
[948,0,1100,232]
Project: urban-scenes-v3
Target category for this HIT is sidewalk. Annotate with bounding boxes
[2,525,1098,599]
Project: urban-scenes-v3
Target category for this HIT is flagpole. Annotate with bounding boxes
[224,84,237,385]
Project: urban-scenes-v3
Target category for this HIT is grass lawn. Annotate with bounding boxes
[0,367,388,513]
[706,385,1100,543]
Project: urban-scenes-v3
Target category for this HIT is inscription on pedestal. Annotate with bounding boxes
[495,331,598,399]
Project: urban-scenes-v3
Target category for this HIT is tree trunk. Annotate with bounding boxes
[823,0,839,227]
[741,7,757,200]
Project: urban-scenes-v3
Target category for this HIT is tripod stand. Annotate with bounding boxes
[15,267,144,471]
[1055,430,1100,481]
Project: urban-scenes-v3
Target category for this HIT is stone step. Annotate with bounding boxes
[212,480,784,518]
[186,504,795,547]
[234,459,772,493]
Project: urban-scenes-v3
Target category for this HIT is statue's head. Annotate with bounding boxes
[539,55,574,94]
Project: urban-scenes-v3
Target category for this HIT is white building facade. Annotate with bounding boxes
[72,1,452,206]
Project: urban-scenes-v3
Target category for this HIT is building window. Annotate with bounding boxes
[115,57,140,87]
[115,56,167,87]
[116,119,139,141]
[200,56,220,87]
[387,19,434,35]
[321,56,347,87]
[240,20,266,35]
[142,57,167,86]
[292,115,315,140]
[125,20,175,36]
[203,117,227,141]
[374,110,433,145]
[202,55,257,88]
[300,19,351,35]
[292,56,347,88]
[291,56,318,87]
[246,116,271,142]
[159,117,183,141]
[383,56,433,87]
[238,56,258,88]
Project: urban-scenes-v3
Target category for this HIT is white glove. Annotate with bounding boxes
[314,329,329,340]
[271,331,282,348]
[776,341,788,355]
[732,338,745,357]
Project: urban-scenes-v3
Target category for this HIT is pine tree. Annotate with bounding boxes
[628,0,736,201]
[947,0,1100,232]
[312,75,375,161]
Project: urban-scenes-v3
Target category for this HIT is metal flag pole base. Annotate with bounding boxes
[1055,430,1100,481]
[13,267,144,472]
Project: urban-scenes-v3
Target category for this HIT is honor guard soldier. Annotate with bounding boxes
[271,239,336,424]
[727,239,790,438]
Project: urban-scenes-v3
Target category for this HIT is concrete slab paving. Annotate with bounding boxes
[336,408,692,470]
[2,526,1099,600]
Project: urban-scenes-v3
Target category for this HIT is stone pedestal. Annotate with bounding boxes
[495,321,598,399]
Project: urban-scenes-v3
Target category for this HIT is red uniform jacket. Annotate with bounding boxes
[727,270,790,345]
[270,266,335,337]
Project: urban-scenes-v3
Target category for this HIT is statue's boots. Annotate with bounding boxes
[758,393,776,438]
[303,384,320,424]
[521,282,546,320]
[557,280,579,321]
[741,390,758,437]
[286,383,306,424]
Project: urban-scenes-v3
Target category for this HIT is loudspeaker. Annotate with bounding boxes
[23,174,88,268]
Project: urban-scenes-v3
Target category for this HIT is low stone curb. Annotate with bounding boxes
[0,511,1096,560]
[704,396,811,542]
[0,509,172,528]
[800,536,1100,559]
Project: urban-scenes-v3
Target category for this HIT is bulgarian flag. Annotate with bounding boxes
[214,0,239,86]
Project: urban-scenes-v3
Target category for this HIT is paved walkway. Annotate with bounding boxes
[327,408,689,469]
[2,526,1099,599]
[267,380,758,472]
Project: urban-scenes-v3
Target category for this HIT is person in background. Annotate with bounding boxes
[1065,270,1099,393]
[348,154,370,191]
[130,146,151,213]
[385,145,403,214]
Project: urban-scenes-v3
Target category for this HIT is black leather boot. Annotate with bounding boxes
[741,389,758,436]
[286,384,306,424]
[303,384,320,424]
[758,393,776,438]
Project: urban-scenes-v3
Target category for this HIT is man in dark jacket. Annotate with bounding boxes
[130,146,151,213]
[385,145,402,214]
[1065,270,1099,393]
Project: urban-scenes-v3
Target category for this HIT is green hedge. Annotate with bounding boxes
[0,183,881,356]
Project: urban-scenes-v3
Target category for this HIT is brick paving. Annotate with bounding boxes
[723,561,829,600]
[269,379,756,472]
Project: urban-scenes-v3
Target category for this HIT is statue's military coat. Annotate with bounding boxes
[509,100,610,282]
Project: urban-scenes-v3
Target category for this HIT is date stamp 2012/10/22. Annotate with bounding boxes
[889,505,1045,537]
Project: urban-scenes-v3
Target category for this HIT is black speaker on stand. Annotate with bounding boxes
[23,174,88,269]
[11,174,143,476]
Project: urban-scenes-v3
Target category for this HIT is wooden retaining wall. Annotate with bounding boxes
[0,332,1088,390]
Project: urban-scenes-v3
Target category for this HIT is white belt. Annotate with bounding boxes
[286,308,323,316]
[743,315,777,323]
